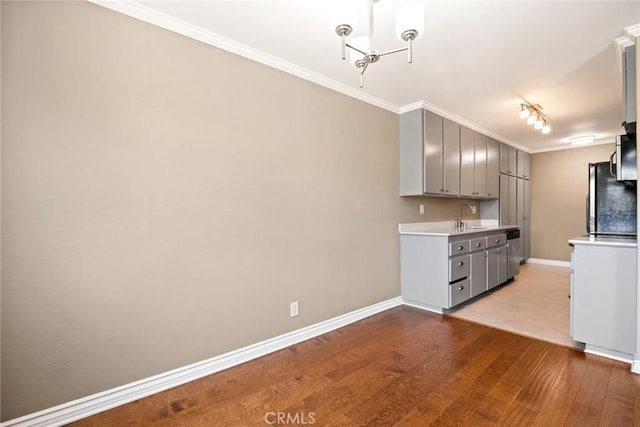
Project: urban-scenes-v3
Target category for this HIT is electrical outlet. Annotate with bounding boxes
[470,206,477,214]
[290,301,299,317]
[419,204,424,214]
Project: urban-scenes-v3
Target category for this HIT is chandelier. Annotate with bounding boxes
[333,0,424,88]
[519,102,551,134]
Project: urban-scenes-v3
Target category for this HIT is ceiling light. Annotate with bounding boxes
[519,104,531,119]
[334,0,424,88]
[534,116,544,130]
[519,102,550,135]
[570,135,596,145]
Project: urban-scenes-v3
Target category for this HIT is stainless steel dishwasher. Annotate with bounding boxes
[506,228,521,279]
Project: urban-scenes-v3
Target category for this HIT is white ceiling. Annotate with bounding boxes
[93,0,640,153]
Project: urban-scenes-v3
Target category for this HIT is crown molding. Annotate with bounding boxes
[87,0,400,114]
[529,138,615,154]
[614,23,640,48]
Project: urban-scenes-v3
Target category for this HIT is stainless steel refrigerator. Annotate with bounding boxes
[587,162,637,236]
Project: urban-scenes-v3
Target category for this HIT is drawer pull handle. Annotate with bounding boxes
[476,243,481,247]
[458,285,464,291]
[457,261,464,266]
[458,246,464,250]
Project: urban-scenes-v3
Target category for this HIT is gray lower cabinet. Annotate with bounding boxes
[571,242,637,355]
[470,250,487,298]
[401,230,509,313]
[486,234,508,289]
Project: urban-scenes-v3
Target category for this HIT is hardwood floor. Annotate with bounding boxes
[448,262,579,349]
[68,306,640,426]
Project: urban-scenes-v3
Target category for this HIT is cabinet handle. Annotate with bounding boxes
[458,246,464,250]
[458,285,464,291]
[457,261,464,266]
[476,243,482,247]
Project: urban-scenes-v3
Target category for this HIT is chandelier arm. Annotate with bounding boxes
[341,33,346,60]
[345,43,368,56]
[378,47,409,57]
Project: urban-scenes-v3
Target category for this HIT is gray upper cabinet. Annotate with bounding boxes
[460,127,487,198]
[486,138,500,198]
[400,109,460,197]
[400,109,440,196]
[460,126,475,197]
[622,44,636,130]
[499,143,517,176]
[424,110,444,194]
[516,150,530,180]
[400,108,497,199]
[443,119,461,196]
[474,133,487,197]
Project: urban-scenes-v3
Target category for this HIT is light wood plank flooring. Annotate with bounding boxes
[449,262,579,349]
[68,305,640,426]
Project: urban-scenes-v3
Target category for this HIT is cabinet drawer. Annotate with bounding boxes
[469,237,486,252]
[449,255,470,282]
[486,233,506,248]
[449,240,469,256]
[449,278,471,307]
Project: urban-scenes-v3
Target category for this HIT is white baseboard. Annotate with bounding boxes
[632,360,640,375]
[584,344,633,364]
[1,297,403,427]
[526,258,571,268]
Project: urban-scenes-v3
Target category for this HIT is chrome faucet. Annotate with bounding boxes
[456,204,474,229]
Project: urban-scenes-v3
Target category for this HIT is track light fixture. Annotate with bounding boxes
[333,0,424,88]
[519,102,550,134]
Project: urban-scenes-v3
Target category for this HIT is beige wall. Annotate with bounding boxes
[0,1,476,419]
[530,143,615,262]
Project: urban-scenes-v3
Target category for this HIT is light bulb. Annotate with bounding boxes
[519,106,530,119]
[534,117,544,129]
[348,36,368,66]
[526,115,536,125]
[542,124,551,134]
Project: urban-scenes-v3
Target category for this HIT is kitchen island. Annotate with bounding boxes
[569,235,638,361]
[400,221,519,313]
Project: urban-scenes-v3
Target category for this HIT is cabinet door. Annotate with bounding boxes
[523,180,531,260]
[497,246,508,284]
[443,119,460,196]
[572,245,637,354]
[460,126,475,197]
[500,143,516,176]
[499,174,517,225]
[486,138,500,198]
[470,251,487,298]
[517,178,525,260]
[474,133,487,197]
[424,111,444,194]
[486,249,498,290]
[516,151,530,179]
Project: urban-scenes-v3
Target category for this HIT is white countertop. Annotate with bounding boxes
[399,220,518,237]
[569,235,637,248]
